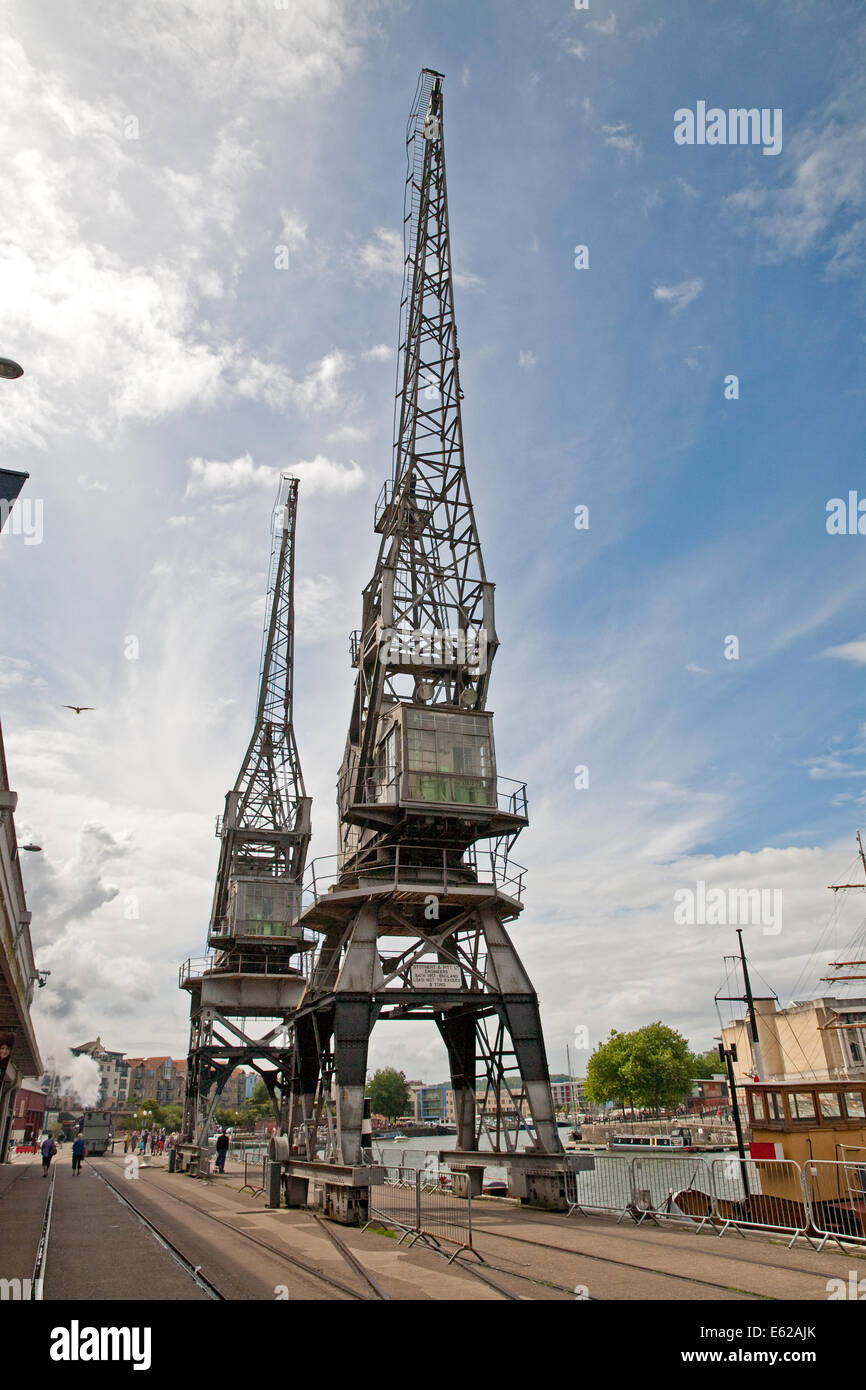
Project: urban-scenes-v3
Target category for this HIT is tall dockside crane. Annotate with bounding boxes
[178,475,313,1162]
[287,70,563,1216]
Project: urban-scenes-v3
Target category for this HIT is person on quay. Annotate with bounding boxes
[71,1134,86,1175]
[40,1135,57,1176]
[215,1130,229,1174]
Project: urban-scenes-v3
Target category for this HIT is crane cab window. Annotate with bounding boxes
[404,708,495,807]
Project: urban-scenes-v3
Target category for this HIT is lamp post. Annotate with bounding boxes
[0,358,23,380]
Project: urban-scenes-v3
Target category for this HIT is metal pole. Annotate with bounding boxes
[736,929,764,1081]
[720,1044,750,1201]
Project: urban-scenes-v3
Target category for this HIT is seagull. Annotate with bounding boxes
[61,706,94,714]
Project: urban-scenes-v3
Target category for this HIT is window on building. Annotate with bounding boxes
[750,1092,766,1122]
[818,1092,842,1120]
[843,1090,866,1120]
[791,1091,816,1121]
[766,1092,785,1121]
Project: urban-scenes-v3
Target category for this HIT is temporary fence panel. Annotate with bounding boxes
[630,1155,715,1229]
[365,1165,475,1260]
[804,1159,866,1250]
[564,1154,635,1219]
[710,1157,810,1245]
[239,1153,266,1197]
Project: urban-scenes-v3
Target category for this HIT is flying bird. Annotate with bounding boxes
[61,705,94,714]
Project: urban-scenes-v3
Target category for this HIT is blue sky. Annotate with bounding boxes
[1,0,866,1089]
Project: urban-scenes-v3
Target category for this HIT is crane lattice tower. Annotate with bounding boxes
[179,475,313,1154]
[289,70,562,1174]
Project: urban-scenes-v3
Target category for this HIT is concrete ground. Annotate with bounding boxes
[0,1153,210,1299]
[3,1150,863,1300]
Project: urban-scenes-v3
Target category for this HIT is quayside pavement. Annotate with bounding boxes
[1,1150,862,1300]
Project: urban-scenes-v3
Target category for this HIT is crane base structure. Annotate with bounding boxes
[271,858,568,1220]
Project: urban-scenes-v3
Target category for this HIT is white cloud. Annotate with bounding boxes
[653,277,705,313]
[280,209,309,251]
[819,636,866,665]
[292,455,366,494]
[725,98,866,269]
[589,13,619,36]
[362,344,393,361]
[0,657,45,692]
[676,177,701,201]
[518,350,537,368]
[327,423,370,444]
[184,452,277,498]
[90,0,365,104]
[354,227,403,280]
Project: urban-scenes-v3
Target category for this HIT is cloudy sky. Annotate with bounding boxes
[2,0,866,1088]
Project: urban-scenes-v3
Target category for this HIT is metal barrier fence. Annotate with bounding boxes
[364,1165,476,1261]
[564,1154,636,1220]
[562,1153,866,1248]
[239,1154,266,1198]
[708,1158,810,1245]
[632,1156,717,1229]
[804,1159,866,1251]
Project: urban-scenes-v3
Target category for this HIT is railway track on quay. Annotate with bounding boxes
[89,1160,389,1301]
[467,1216,859,1298]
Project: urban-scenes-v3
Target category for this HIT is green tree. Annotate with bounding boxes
[244,1079,272,1119]
[160,1105,183,1132]
[585,1029,633,1109]
[690,1047,722,1078]
[585,1024,696,1113]
[366,1068,409,1121]
[138,1098,163,1127]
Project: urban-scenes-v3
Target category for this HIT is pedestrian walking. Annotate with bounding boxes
[40,1135,57,1176]
[138,1133,146,1155]
[71,1135,86,1175]
[215,1130,229,1174]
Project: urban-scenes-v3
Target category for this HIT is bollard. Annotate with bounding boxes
[168,1148,177,1173]
[266,1159,282,1208]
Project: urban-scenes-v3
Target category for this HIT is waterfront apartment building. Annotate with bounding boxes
[550,1080,588,1111]
[722,995,866,1083]
[407,1082,455,1124]
[70,1037,130,1108]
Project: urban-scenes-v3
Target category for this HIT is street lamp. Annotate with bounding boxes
[0,358,23,380]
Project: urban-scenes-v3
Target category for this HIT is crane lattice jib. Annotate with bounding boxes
[209,475,311,933]
[349,71,498,809]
